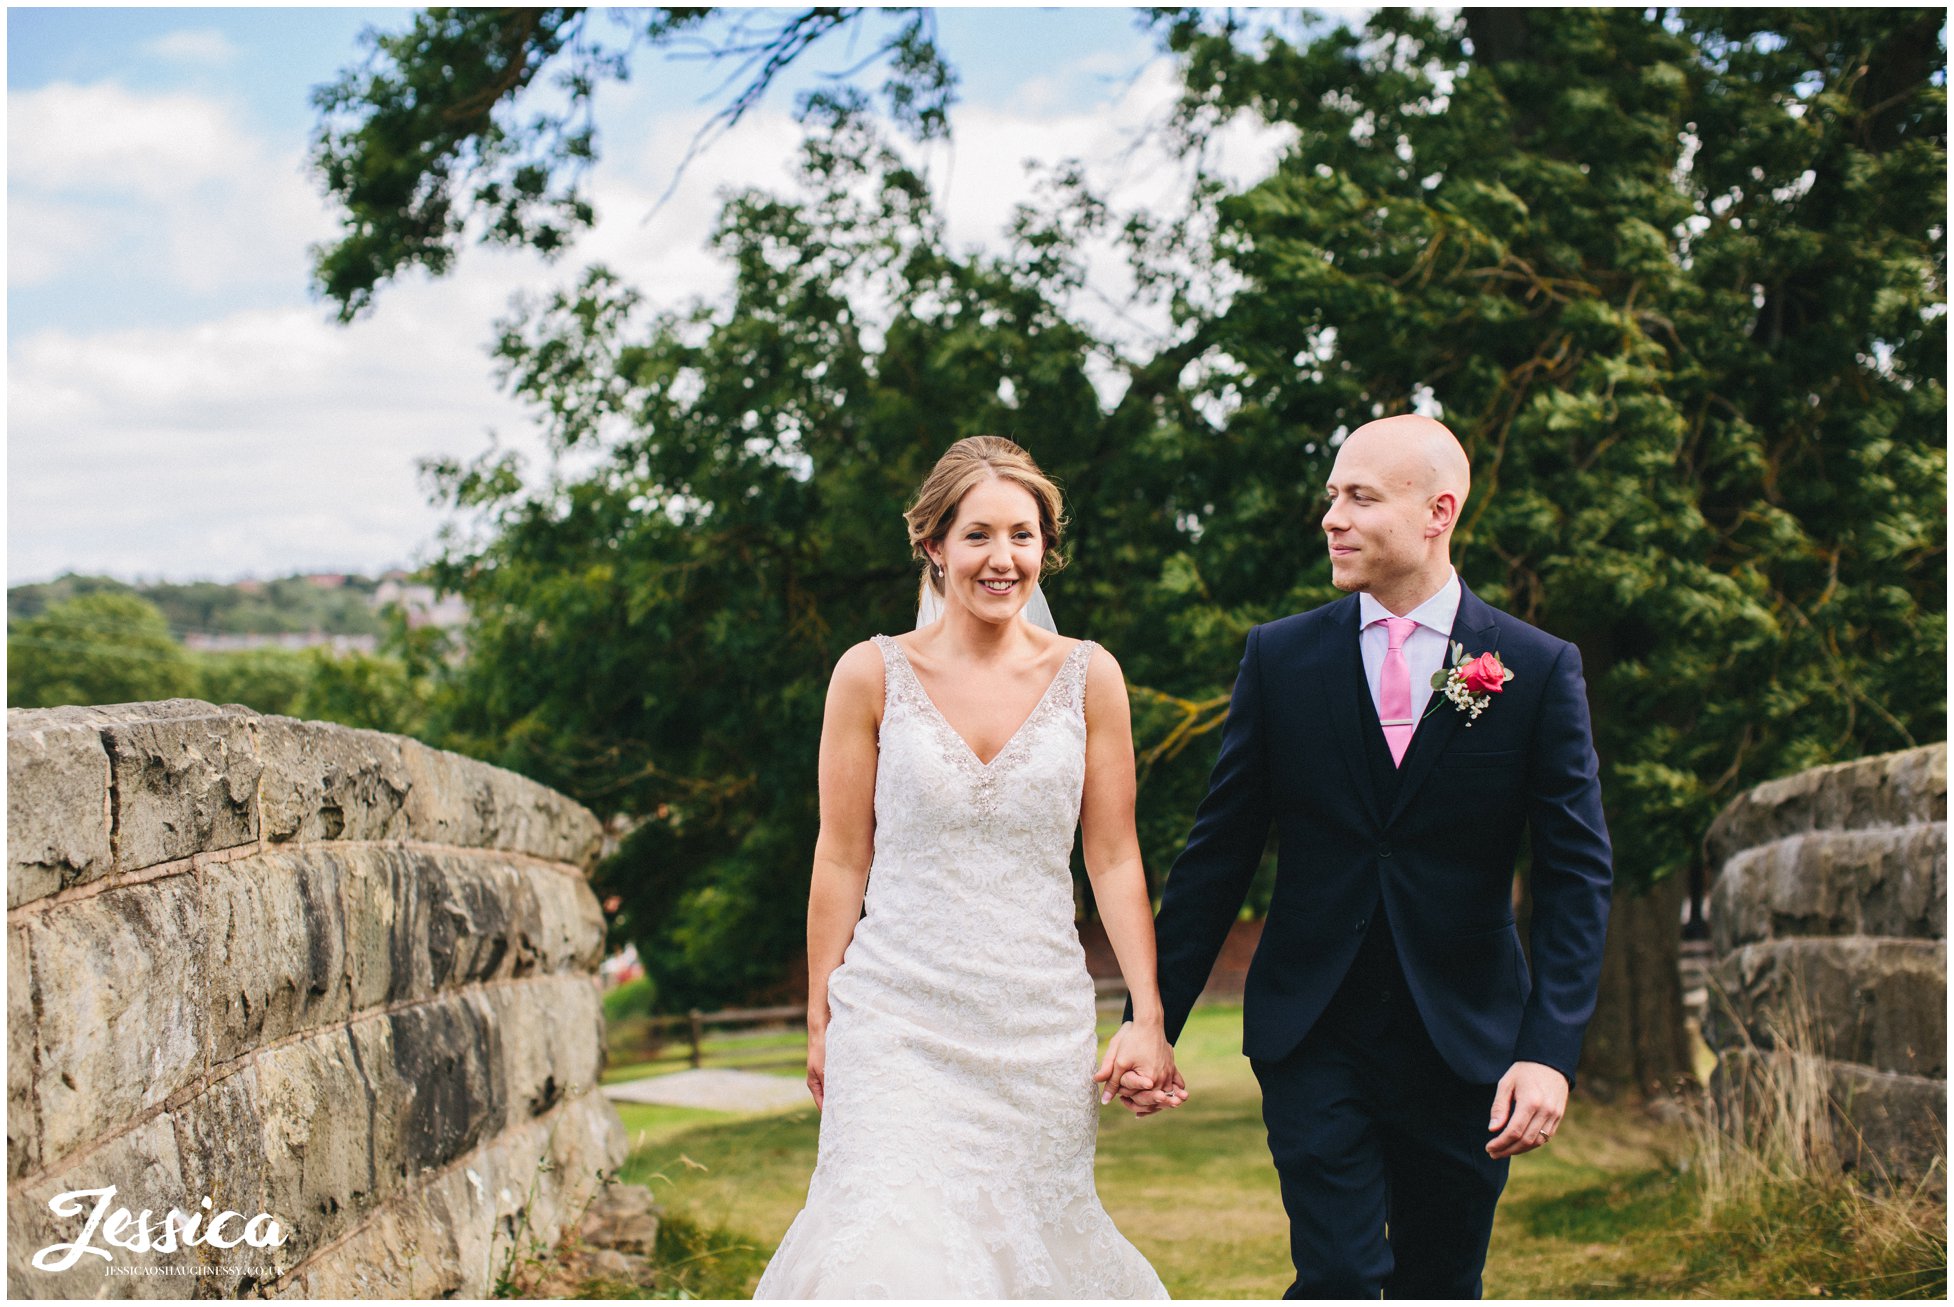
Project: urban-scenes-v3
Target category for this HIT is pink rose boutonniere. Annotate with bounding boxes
[1426,642,1515,724]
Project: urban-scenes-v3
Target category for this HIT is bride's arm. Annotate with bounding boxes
[1079,645,1184,1108]
[803,641,882,1109]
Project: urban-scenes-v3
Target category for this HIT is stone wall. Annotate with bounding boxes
[7,701,627,1297]
[1702,743,1946,1183]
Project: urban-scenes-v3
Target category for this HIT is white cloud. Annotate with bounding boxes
[142,29,239,66]
[8,81,338,296]
[8,196,115,285]
[10,82,243,198]
[8,294,550,583]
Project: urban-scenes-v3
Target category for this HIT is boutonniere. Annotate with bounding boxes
[1425,642,1514,724]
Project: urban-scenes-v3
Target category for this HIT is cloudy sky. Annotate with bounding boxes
[9,7,1299,586]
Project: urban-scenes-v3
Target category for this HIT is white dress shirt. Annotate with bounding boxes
[1358,569,1462,727]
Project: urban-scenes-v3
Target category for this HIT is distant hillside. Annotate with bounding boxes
[9,572,395,639]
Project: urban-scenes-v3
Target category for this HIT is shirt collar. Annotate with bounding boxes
[1358,567,1461,636]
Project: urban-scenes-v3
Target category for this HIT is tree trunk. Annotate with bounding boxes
[1575,873,1695,1101]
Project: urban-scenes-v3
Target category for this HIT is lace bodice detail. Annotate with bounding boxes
[753,633,1166,1300]
[865,633,1095,930]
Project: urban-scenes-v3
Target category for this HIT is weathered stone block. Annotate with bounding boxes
[343,846,423,1010]
[205,852,354,1063]
[1712,824,1947,952]
[341,849,603,1013]
[8,707,114,907]
[254,1025,395,1266]
[398,739,601,869]
[267,1166,469,1299]
[1705,743,1947,870]
[581,1180,662,1256]
[385,995,501,1177]
[425,859,522,992]
[1705,937,1945,1078]
[344,849,512,1009]
[6,1113,197,1299]
[171,1067,282,1264]
[25,878,208,1167]
[1710,1048,1946,1190]
[10,921,42,1180]
[482,976,604,1128]
[1828,1060,1947,1187]
[100,701,261,873]
[513,865,609,978]
[252,716,411,846]
[272,1092,625,1299]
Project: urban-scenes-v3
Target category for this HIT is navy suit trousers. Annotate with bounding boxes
[1251,918,1510,1300]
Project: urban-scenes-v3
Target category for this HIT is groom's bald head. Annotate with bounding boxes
[1340,414,1471,508]
[1323,413,1470,608]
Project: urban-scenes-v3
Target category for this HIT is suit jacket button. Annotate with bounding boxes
[1377,843,1392,858]
[1354,918,1367,933]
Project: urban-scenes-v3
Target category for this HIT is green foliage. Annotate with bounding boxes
[8,590,430,736]
[602,976,657,1024]
[197,647,315,716]
[8,593,197,707]
[295,647,430,735]
[9,571,386,637]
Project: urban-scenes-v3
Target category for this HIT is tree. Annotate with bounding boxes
[8,593,198,708]
[1153,5,1945,1095]
[198,647,314,716]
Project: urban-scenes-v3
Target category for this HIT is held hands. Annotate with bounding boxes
[1093,1021,1188,1116]
[1114,1066,1188,1116]
[1486,1060,1567,1158]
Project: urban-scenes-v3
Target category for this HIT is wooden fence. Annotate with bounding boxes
[643,1003,807,1071]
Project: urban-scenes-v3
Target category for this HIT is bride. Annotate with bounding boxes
[754,437,1181,1299]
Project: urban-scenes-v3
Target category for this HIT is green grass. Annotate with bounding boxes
[591,1006,1944,1298]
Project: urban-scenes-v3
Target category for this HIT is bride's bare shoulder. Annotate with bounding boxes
[1079,640,1128,708]
[828,640,887,709]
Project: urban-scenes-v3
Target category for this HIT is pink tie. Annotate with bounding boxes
[1379,616,1418,766]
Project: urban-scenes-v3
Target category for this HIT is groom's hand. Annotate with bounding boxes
[1115,1067,1188,1116]
[1486,1060,1567,1158]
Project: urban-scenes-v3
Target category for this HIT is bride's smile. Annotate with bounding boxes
[924,475,1049,625]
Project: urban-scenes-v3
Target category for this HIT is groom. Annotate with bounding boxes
[1120,415,1612,1298]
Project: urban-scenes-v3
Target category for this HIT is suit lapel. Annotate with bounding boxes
[1386,583,1500,827]
[1320,597,1383,828]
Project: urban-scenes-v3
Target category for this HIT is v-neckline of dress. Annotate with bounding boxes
[884,636,1086,771]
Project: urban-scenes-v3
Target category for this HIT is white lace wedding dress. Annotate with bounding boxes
[753,634,1168,1299]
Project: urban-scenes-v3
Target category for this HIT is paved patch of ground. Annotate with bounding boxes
[602,1068,812,1112]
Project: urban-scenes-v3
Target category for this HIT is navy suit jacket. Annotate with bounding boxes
[1150,584,1613,1085]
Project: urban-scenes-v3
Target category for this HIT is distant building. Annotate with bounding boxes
[182,632,380,654]
[372,580,468,630]
[302,573,348,590]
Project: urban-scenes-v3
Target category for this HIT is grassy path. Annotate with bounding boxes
[606,1005,1721,1298]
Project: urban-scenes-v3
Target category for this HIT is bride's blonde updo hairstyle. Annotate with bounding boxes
[904,437,1068,601]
